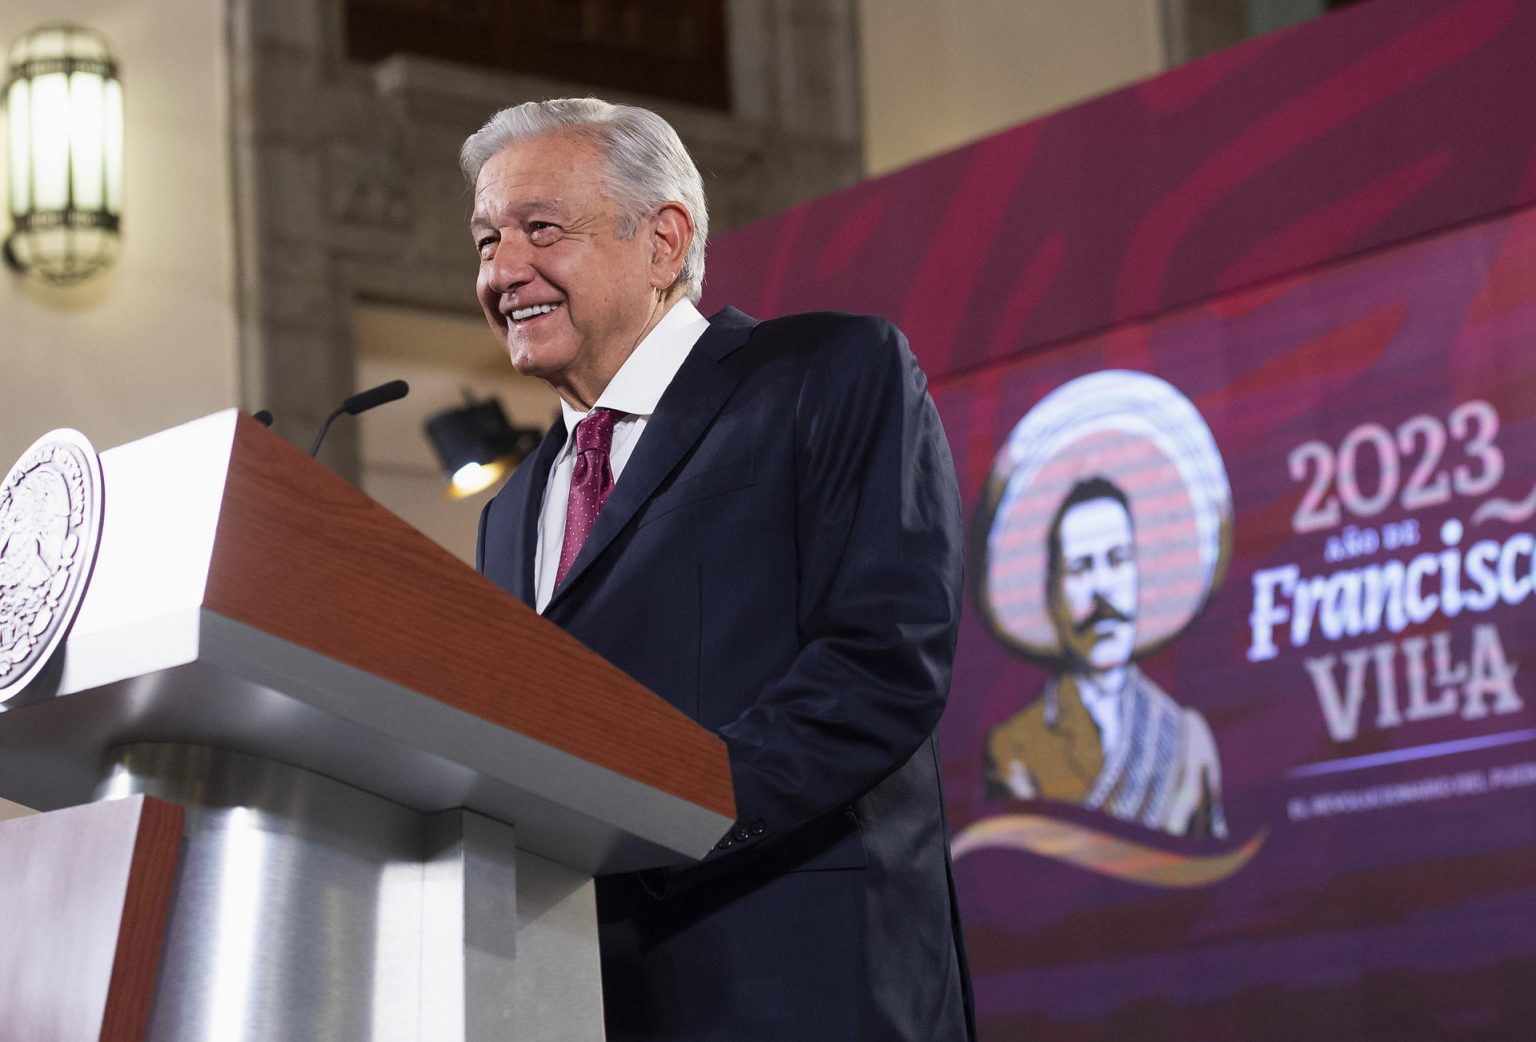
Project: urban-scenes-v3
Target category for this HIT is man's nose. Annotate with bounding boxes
[484,237,536,293]
[1088,559,1115,588]
[1087,559,1129,599]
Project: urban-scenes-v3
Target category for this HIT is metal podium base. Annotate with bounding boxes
[96,743,604,1042]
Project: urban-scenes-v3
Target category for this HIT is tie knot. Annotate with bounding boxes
[574,407,621,454]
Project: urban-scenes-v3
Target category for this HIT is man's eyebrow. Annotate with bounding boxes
[470,197,563,229]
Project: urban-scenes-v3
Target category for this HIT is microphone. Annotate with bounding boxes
[309,379,410,457]
[342,379,410,416]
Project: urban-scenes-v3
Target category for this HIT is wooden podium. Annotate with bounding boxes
[0,410,736,1042]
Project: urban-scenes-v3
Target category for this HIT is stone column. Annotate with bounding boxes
[228,0,359,477]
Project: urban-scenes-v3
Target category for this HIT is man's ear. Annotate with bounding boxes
[648,202,693,289]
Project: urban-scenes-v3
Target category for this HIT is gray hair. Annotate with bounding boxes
[461,97,708,302]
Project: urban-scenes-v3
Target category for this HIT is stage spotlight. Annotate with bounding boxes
[424,395,543,499]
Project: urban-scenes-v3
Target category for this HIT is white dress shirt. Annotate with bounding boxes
[1074,672,1124,759]
[534,298,711,611]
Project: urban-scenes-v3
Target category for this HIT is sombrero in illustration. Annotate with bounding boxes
[976,369,1233,662]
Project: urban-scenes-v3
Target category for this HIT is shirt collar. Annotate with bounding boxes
[557,298,709,435]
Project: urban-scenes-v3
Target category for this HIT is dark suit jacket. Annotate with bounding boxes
[478,308,975,1042]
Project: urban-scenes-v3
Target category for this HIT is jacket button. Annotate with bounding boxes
[716,836,734,850]
[749,818,766,835]
[733,823,752,843]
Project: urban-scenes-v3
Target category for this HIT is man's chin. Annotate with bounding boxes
[1072,635,1134,675]
[505,342,565,382]
[506,352,543,378]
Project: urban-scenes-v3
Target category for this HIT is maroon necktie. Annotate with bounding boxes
[555,407,621,588]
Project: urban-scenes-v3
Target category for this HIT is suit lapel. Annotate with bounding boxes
[505,419,565,605]
[545,308,756,613]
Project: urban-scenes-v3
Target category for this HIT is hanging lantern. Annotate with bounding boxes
[4,24,123,284]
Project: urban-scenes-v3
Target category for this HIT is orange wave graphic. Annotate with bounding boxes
[952,814,1266,888]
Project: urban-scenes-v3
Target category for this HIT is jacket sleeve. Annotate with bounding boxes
[699,315,964,866]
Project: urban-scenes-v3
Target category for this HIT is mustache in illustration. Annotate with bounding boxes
[1073,595,1135,634]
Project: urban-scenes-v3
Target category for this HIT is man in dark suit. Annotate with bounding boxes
[466,97,974,1042]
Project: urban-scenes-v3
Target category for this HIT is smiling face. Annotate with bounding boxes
[471,130,681,408]
[1047,495,1139,673]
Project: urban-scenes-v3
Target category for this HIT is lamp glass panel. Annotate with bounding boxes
[72,226,108,261]
[27,26,69,62]
[28,71,71,212]
[6,80,29,217]
[7,231,29,267]
[40,227,65,265]
[104,78,123,214]
[69,71,106,211]
[12,226,68,268]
